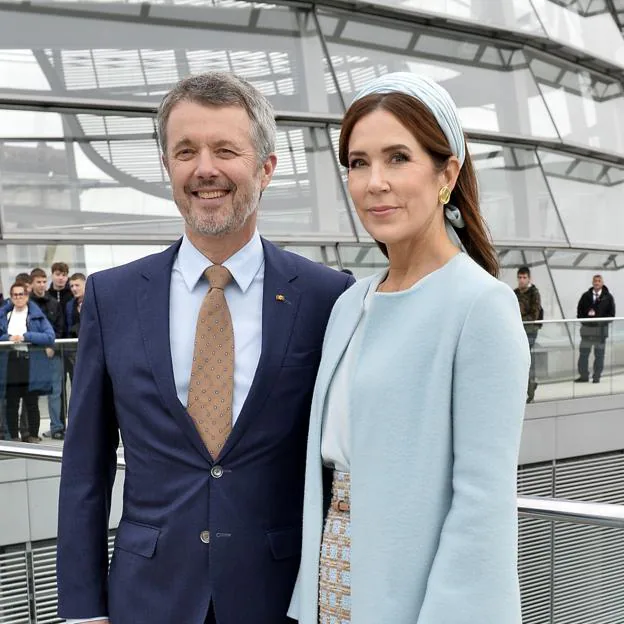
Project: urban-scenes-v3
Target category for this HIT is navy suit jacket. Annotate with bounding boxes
[56,238,353,624]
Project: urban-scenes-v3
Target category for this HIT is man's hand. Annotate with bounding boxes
[9,335,23,343]
[45,347,55,358]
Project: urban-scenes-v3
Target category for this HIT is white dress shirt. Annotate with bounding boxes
[67,232,265,624]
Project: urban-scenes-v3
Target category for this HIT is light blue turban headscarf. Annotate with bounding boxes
[352,72,467,250]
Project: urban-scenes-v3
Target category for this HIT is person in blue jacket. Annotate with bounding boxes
[0,281,55,442]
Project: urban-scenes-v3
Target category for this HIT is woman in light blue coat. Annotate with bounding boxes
[289,73,530,624]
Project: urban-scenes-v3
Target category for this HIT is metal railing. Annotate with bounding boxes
[0,441,622,529]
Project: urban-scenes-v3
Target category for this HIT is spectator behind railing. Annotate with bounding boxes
[30,268,66,441]
[0,282,55,442]
[65,273,86,339]
[576,275,616,384]
[514,266,543,404]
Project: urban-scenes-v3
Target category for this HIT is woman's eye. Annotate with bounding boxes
[349,159,366,169]
[390,152,408,164]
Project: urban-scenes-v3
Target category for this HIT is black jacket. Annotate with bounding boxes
[30,293,63,339]
[47,283,73,311]
[577,285,616,339]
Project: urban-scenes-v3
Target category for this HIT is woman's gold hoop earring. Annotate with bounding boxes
[438,186,451,205]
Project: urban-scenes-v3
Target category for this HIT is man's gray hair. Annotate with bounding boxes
[157,71,277,163]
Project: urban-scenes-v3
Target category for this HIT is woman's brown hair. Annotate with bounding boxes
[339,93,499,277]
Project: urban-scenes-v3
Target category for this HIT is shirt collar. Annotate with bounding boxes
[177,231,264,294]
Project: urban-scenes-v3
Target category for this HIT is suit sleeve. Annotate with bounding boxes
[57,275,119,619]
[415,282,529,624]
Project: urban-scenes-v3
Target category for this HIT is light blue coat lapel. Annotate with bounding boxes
[312,276,374,425]
[293,275,378,623]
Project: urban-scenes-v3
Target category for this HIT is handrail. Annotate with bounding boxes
[523,316,624,325]
[0,441,125,468]
[0,443,622,528]
[0,338,78,349]
[518,495,624,529]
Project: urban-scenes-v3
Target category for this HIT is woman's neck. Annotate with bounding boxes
[379,228,459,293]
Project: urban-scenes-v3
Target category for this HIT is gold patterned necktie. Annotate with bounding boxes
[187,265,234,459]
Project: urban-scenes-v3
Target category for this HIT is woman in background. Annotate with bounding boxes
[290,72,529,624]
[0,281,55,442]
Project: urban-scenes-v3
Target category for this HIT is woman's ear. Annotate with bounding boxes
[443,156,461,192]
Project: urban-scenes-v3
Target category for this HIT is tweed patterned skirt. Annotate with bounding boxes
[318,470,351,624]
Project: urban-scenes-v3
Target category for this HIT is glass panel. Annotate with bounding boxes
[514,317,624,402]
[541,156,624,248]
[0,243,168,296]
[337,244,388,279]
[0,110,64,138]
[549,266,624,320]
[0,50,50,90]
[319,14,559,139]
[498,249,527,269]
[470,143,567,244]
[547,249,586,268]
[0,140,183,238]
[0,117,354,238]
[532,0,624,65]
[259,126,354,236]
[530,57,624,153]
[280,245,340,269]
[539,149,622,187]
[576,252,619,270]
[500,248,562,320]
[356,0,545,35]
[0,6,339,114]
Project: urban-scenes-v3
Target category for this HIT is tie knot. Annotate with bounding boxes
[205,265,232,290]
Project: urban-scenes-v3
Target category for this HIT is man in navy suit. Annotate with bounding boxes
[56,71,353,624]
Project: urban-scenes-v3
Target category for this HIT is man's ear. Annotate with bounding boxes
[260,153,278,191]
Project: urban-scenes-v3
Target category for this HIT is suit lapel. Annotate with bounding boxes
[219,239,300,460]
[137,239,213,463]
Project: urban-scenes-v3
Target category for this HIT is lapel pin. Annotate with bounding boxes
[276,294,290,304]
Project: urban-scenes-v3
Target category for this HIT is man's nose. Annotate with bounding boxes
[195,149,219,178]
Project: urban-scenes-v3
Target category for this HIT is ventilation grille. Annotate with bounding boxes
[0,535,115,624]
[0,549,30,624]
[518,451,624,624]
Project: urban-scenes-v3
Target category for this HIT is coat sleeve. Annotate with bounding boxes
[530,287,541,321]
[577,293,588,318]
[415,281,529,624]
[24,314,55,345]
[57,275,119,619]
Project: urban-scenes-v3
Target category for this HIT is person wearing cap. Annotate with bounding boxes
[289,73,529,624]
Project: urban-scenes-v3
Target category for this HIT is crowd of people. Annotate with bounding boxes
[0,263,86,442]
[514,267,617,403]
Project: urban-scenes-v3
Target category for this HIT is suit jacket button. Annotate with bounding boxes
[211,465,224,478]
[200,530,210,544]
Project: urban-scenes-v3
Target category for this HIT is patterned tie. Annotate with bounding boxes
[187,265,234,459]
